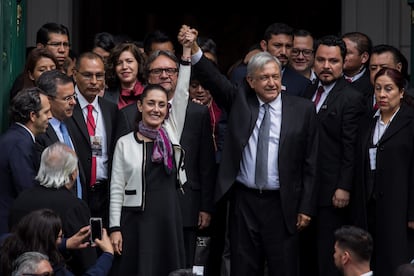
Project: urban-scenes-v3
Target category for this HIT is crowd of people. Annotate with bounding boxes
[0,19,414,276]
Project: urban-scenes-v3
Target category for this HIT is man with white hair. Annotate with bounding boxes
[8,142,97,275]
[11,251,53,276]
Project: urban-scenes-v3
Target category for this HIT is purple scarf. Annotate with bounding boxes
[138,121,173,174]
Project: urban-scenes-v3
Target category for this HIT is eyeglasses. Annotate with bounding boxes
[22,272,54,276]
[55,93,77,102]
[149,68,179,76]
[77,72,105,81]
[291,48,314,57]
[46,42,71,48]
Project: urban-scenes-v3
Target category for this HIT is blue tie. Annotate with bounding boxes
[60,122,82,199]
[255,103,270,190]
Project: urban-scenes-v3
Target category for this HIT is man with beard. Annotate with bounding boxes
[302,35,365,276]
[0,87,51,236]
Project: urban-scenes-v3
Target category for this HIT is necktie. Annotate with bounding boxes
[255,103,270,190]
[345,77,352,83]
[60,122,82,199]
[87,104,97,186]
[314,86,325,106]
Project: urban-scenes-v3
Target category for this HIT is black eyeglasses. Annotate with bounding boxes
[77,72,105,81]
[149,68,179,76]
[46,42,71,48]
[54,93,77,102]
[291,48,314,58]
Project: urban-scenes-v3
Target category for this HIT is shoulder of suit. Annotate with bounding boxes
[284,67,311,83]
[282,93,314,107]
[98,96,118,108]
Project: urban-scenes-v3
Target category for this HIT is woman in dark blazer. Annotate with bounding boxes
[352,68,414,276]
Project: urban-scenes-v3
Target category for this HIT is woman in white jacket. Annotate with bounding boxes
[108,28,194,276]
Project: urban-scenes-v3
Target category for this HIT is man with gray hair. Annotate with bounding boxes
[8,142,97,275]
[11,251,53,276]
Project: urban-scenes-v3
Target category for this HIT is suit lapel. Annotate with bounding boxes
[98,97,112,152]
[46,124,59,143]
[316,80,346,120]
[72,103,90,142]
[279,94,292,148]
[379,105,414,144]
[247,93,260,135]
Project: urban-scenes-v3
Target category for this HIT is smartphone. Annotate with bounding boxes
[89,217,102,244]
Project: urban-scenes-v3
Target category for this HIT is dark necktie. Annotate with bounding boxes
[314,86,324,106]
[87,104,97,186]
[60,122,82,199]
[255,103,270,190]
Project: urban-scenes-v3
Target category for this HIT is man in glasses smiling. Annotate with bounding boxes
[289,29,317,83]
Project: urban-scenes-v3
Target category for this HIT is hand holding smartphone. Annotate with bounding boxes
[89,217,102,245]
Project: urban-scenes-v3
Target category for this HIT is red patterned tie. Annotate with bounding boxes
[87,104,97,186]
[314,86,324,106]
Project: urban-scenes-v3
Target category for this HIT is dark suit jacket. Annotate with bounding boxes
[66,97,118,186]
[345,68,373,109]
[115,99,216,227]
[193,55,319,234]
[66,96,118,226]
[352,103,414,275]
[303,78,365,206]
[35,122,87,199]
[0,124,38,235]
[9,186,97,275]
[282,66,312,96]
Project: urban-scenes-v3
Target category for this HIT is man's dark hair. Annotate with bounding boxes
[93,32,115,52]
[341,31,373,56]
[263,22,294,42]
[36,22,70,45]
[293,29,316,50]
[371,44,409,80]
[316,35,347,61]
[143,30,173,55]
[37,69,73,98]
[9,87,46,124]
[334,225,373,263]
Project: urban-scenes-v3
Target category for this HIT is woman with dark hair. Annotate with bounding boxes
[92,32,115,63]
[104,42,145,109]
[108,28,194,276]
[0,208,114,276]
[352,68,414,276]
[9,48,58,100]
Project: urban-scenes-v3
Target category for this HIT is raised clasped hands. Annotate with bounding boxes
[178,25,198,48]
